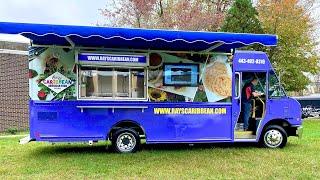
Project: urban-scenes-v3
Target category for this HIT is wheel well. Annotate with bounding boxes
[108,120,145,140]
[264,119,290,129]
[262,119,295,136]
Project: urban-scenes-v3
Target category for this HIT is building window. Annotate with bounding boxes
[79,66,146,100]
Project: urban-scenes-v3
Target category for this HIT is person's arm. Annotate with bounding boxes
[252,91,260,97]
[251,84,261,97]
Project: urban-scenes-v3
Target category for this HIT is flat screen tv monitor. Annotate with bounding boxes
[163,63,199,86]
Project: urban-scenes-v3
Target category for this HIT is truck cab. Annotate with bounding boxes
[232,51,303,148]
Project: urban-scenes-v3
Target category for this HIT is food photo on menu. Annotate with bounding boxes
[147,53,232,102]
[28,47,76,101]
[148,53,201,102]
[202,55,232,102]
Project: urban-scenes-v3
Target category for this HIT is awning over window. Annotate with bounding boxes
[0,22,277,52]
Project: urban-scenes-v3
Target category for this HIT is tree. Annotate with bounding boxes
[221,0,263,33]
[99,0,157,28]
[99,0,234,31]
[257,0,319,92]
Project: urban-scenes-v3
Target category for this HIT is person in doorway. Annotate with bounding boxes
[241,77,261,131]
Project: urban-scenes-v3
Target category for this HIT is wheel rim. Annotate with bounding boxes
[264,129,283,148]
[116,132,136,152]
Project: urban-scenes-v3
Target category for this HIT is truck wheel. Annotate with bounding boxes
[260,125,287,148]
[112,128,140,153]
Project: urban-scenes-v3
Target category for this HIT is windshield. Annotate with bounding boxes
[269,71,286,98]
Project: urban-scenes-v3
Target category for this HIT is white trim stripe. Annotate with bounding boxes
[20,32,277,46]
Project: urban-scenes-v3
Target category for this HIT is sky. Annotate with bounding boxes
[0,0,319,48]
[0,0,107,42]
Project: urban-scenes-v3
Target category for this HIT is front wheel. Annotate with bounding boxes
[112,128,140,153]
[260,125,287,148]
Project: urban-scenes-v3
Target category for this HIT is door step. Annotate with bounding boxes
[19,135,32,144]
[235,131,256,139]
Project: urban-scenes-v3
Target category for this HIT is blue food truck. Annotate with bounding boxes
[0,22,302,153]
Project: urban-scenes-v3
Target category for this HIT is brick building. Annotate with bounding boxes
[0,37,29,132]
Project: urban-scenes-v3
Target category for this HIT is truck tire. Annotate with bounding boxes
[112,128,140,153]
[260,125,287,148]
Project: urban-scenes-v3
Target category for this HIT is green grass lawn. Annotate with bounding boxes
[0,119,319,179]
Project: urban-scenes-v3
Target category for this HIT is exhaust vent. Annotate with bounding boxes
[37,112,57,121]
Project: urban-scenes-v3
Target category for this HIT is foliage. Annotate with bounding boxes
[5,128,18,135]
[257,0,320,91]
[221,0,263,34]
[99,0,234,31]
[99,0,319,91]
[194,90,208,102]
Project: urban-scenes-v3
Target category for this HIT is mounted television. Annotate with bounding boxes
[163,63,199,86]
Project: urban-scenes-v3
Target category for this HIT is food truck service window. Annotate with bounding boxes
[79,67,146,100]
[77,52,148,100]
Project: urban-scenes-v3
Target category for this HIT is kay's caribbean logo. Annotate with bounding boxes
[41,72,74,94]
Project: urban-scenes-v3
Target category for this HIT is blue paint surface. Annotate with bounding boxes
[30,101,233,143]
[29,98,301,143]
[233,51,272,71]
[28,51,302,144]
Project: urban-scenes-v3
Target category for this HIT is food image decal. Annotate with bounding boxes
[203,56,232,102]
[149,53,163,69]
[29,69,38,78]
[148,88,167,101]
[29,47,76,101]
[41,72,74,94]
[148,53,200,99]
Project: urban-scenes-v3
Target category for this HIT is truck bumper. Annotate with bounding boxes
[288,125,303,138]
[296,126,303,139]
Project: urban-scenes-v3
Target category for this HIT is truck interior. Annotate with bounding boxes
[235,72,267,139]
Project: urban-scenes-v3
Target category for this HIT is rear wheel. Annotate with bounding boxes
[260,125,287,148]
[112,128,140,153]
